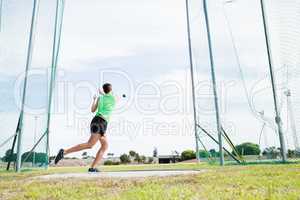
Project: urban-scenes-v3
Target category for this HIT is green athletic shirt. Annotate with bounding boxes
[96,93,116,122]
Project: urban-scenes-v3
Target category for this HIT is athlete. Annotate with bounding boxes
[54,83,116,172]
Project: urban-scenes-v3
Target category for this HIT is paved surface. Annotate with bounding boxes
[38,170,202,179]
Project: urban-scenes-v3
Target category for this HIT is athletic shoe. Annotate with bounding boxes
[88,168,100,173]
[54,149,64,164]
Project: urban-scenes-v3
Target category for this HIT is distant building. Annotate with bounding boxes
[158,155,180,164]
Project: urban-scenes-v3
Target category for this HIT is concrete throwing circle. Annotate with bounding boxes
[38,170,202,179]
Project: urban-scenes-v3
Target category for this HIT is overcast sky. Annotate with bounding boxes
[1,0,299,158]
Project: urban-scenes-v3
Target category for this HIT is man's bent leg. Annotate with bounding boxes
[64,134,100,155]
[91,135,108,168]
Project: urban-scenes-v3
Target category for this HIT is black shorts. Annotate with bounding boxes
[90,116,108,136]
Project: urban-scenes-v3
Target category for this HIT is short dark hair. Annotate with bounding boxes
[103,83,112,94]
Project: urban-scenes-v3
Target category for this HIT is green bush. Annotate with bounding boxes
[140,155,146,163]
[235,142,261,156]
[22,152,48,163]
[104,160,120,165]
[147,157,154,164]
[120,153,131,164]
[2,149,16,162]
[129,151,137,157]
[181,150,196,161]
[198,150,210,158]
[209,149,220,157]
[262,146,280,159]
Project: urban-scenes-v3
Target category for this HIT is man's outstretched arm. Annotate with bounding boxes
[91,95,99,113]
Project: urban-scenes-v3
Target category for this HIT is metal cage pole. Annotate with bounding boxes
[260,0,287,162]
[15,0,40,172]
[185,0,200,162]
[203,0,224,166]
[45,0,65,168]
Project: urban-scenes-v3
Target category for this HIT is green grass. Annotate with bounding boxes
[1,163,300,200]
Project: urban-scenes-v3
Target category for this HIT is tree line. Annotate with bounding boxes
[1,149,48,164]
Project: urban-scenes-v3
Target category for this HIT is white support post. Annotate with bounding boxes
[16,0,40,172]
[185,0,200,162]
[260,0,287,162]
[203,0,224,166]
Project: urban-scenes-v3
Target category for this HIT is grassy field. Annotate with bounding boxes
[0,163,300,200]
